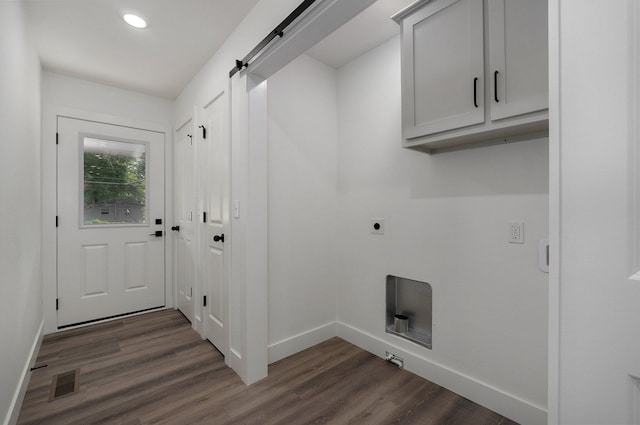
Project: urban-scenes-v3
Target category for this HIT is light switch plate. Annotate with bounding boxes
[233,200,240,219]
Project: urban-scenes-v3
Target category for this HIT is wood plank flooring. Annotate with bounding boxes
[18,310,518,425]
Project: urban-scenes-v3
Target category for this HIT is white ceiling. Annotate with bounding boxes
[24,0,416,100]
[25,0,261,99]
[306,0,416,69]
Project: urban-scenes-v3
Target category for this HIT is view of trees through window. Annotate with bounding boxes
[83,138,147,225]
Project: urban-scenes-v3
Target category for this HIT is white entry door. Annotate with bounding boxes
[57,117,165,327]
[175,122,196,325]
[201,88,230,355]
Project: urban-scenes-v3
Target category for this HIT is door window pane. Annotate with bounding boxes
[83,137,147,225]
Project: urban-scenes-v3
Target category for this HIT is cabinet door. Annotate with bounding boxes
[488,0,548,121]
[402,0,484,139]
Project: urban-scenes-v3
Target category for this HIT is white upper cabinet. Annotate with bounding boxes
[488,0,548,121]
[394,0,548,152]
[402,0,484,139]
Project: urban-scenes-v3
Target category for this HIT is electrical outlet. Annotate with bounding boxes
[508,221,524,244]
[371,218,384,234]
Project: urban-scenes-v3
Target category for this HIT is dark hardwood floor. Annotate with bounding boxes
[18,310,518,425]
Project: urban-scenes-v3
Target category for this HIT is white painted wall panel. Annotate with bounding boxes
[42,72,173,126]
[0,3,43,423]
[267,54,338,351]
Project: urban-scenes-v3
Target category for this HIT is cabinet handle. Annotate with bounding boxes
[473,77,479,108]
[494,71,499,102]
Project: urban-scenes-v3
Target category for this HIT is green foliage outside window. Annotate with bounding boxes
[84,152,146,206]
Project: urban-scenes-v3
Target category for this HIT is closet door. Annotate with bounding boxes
[201,87,230,357]
[401,0,484,140]
[488,0,548,121]
[175,122,196,325]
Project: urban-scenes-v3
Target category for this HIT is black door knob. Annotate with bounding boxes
[171,226,180,231]
[213,234,224,243]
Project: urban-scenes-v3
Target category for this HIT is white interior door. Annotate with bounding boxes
[57,117,165,327]
[201,89,230,355]
[175,122,196,324]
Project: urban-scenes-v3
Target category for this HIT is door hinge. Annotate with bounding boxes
[56,216,59,227]
[56,298,59,310]
[56,133,59,145]
[203,212,207,223]
[203,295,207,307]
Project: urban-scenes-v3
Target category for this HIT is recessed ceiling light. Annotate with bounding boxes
[123,14,147,29]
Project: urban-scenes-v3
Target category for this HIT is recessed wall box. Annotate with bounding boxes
[385,275,432,349]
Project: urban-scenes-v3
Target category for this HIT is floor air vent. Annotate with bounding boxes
[49,369,80,401]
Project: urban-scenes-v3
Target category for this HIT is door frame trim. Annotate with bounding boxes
[42,105,173,334]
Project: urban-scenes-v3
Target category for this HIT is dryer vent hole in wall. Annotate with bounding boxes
[371,218,384,234]
[49,369,80,401]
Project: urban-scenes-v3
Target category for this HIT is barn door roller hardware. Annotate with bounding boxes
[229,0,317,78]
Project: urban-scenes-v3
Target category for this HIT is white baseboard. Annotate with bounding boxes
[335,322,547,425]
[268,322,337,364]
[4,320,44,425]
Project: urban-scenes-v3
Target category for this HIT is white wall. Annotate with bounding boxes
[41,72,174,333]
[0,2,43,424]
[266,54,338,362]
[334,37,549,424]
[42,72,173,124]
[552,1,640,423]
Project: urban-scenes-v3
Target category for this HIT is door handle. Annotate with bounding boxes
[213,234,224,243]
[473,77,479,108]
[171,226,180,231]
[150,230,163,237]
[494,70,499,102]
